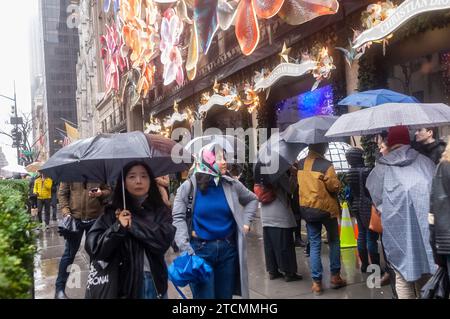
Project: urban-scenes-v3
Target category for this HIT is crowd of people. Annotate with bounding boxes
[23,125,449,299]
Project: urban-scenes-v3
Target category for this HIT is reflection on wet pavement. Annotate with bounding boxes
[34,220,392,299]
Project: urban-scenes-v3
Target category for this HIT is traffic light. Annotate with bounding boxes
[10,105,16,115]
[11,128,22,148]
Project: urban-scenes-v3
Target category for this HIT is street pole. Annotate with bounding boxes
[14,81,20,165]
[0,82,20,165]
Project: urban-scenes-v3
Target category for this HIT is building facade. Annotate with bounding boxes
[39,0,80,155]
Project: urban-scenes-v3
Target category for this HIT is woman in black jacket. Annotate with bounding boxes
[85,161,176,299]
[430,142,450,280]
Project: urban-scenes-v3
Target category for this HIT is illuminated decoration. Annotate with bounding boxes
[353,0,450,52]
[119,0,161,97]
[310,46,336,91]
[253,44,334,92]
[160,8,185,86]
[163,100,194,129]
[199,93,236,115]
[254,61,317,91]
[275,84,334,122]
[243,83,260,113]
[198,81,242,115]
[101,24,129,95]
[144,114,163,133]
[279,42,292,63]
[186,22,199,81]
[278,0,339,26]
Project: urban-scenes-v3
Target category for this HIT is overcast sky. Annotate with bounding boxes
[0,1,36,166]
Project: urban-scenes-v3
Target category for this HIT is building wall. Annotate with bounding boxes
[40,0,80,155]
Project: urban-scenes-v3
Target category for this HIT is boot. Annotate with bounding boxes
[294,237,306,247]
[311,281,323,296]
[284,273,303,282]
[269,271,283,280]
[330,274,347,289]
[359,249,369,273]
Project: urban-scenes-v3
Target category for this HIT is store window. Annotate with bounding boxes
[276,84,334,131]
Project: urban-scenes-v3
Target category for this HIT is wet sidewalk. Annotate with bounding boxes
[34,216,392,299]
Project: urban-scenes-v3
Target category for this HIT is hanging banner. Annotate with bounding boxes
[198,94,235,114]
[254,60,317,91]
[353,0,450,49]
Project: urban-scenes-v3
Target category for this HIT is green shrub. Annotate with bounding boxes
[0,180,36,298]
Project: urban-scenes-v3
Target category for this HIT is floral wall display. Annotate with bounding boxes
[100,0,340,105]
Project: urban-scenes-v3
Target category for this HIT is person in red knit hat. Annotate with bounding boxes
[366,125,436,299]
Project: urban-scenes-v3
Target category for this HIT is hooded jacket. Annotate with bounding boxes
[85,201,175,298]
[366,145,436,281]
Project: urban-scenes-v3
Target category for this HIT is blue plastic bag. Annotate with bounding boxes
[168,252,212,287]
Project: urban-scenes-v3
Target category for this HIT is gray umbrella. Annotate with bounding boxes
[326,103,450,138]
[280,115,344,144]
[254,132,306,184]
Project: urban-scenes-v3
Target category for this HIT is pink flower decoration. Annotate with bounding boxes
[101,24,128,94]
[160,8,184,86]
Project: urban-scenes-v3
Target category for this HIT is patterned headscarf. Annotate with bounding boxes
[193,143,226,185]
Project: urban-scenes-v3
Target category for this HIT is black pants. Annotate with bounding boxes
[263,227,298,274]
[37,199,51,225]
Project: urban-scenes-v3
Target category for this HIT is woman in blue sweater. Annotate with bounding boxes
[172,143,258,299]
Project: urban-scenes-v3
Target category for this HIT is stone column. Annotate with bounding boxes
[345,60,362,147]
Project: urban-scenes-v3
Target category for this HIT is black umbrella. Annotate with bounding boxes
[280,115,344,144]
[41,131,191,208]
[254,132,306,184]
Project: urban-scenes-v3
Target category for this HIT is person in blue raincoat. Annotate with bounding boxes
[366,126,437,299]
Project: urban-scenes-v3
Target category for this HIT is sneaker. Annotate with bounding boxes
[269,271,283,280]
[284,273,303,282]
[312,281,323,296]
[330,274,347,289]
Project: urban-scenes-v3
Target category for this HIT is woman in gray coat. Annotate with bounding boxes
[172,143,258,299]
[254,175,302,282]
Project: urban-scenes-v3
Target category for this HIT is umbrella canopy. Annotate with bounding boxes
[254,132,306,184]
[338,89,419,107]
[168,252,212,287]
[1,164,29,174]
[326,103,450,138]
[25,161,43,173]
[184,135,246,162]
[40,131,191,183]
[280,115,343,144]
[297,142,352,173]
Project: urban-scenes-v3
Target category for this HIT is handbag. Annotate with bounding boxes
[369,205,383,233]
[85,258,120,299]
[57,215,80,238]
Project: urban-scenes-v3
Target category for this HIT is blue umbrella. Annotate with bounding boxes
[168,252,212,287]
[338,89,419,107]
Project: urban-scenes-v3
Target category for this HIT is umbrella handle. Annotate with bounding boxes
[122,169,126,210]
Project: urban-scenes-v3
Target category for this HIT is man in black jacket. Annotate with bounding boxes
[414,127,446,164]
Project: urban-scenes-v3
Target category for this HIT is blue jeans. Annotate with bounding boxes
[55,220,94,292]
[306,218,341,282]
[355,215,379,256]
[141,272,168,299]
[189,237,238,299]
